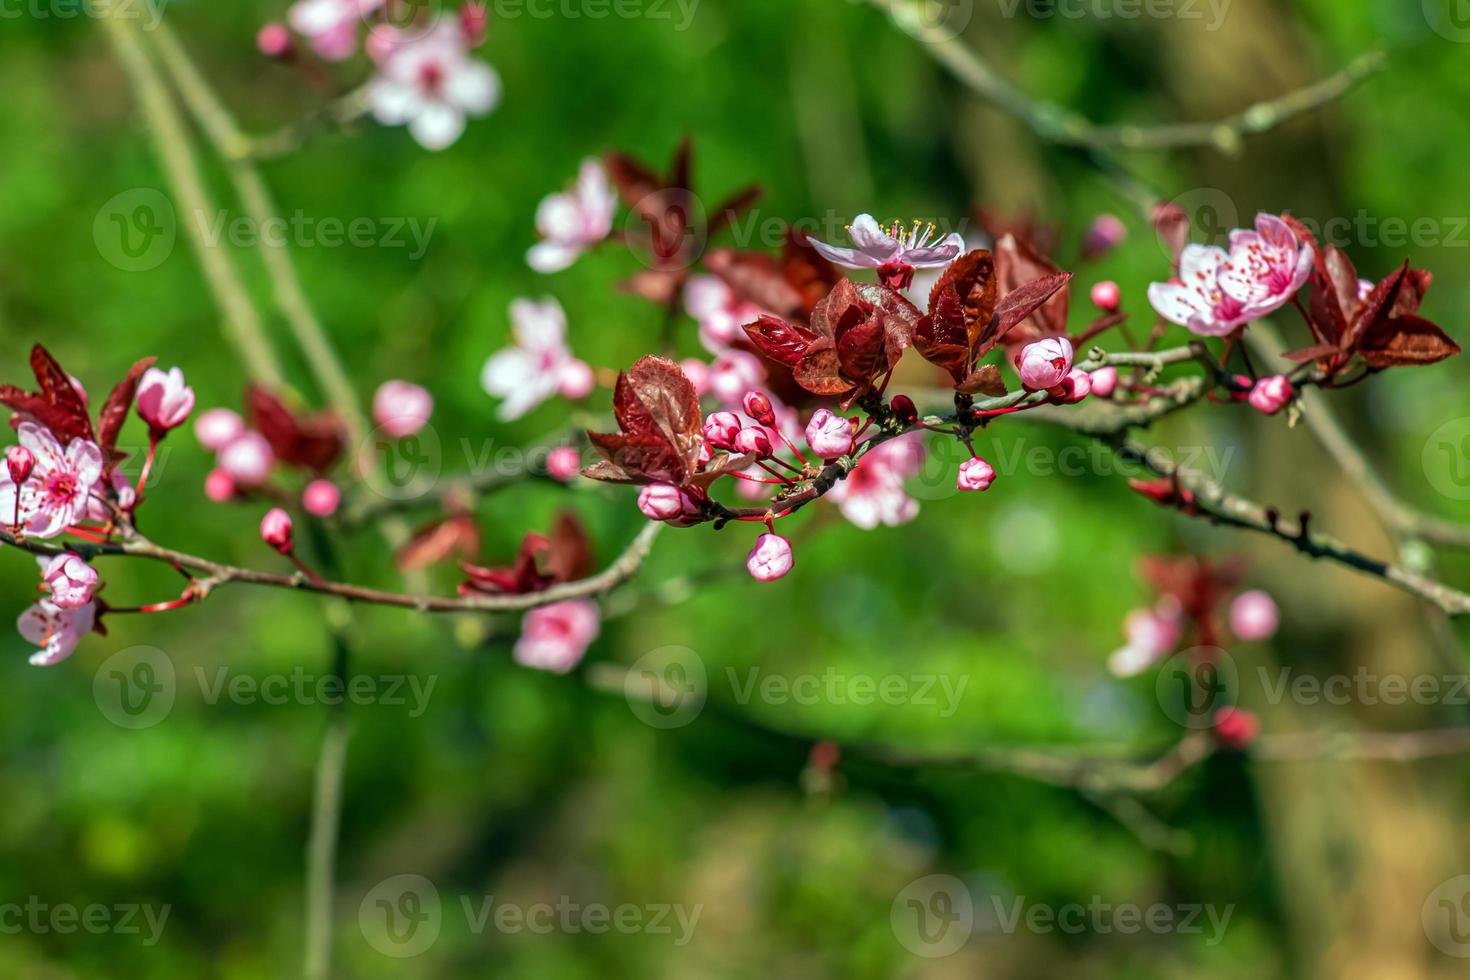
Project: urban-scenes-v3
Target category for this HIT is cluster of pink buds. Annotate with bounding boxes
[1247,375,1294,416]
[636,484,704,526]
[1013,338,1091,404]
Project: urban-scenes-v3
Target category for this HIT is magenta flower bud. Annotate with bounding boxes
[1089,366,1118,398]
[1248,375,1293,415]
[957,456,995,492]
[890,394,917,424]
[459,1,488,45]
[1082,213,1127,259]
[637,483,699,523]
[136,366,196,434]
[372,380,433,439]
[204,469,236,502]
[1016,337,1073,391]
[1089,280,1121,312]
[742,391,775,426]
[1230,590,1279,641]
[195,408,245,451]
[545,446,581,482]
[1213,707,1260,750]
[804,409,853,459]
[702,411,742,449]
[257,22,292,58]
[6,445,35,485]
[259,507,294,553]
[746,532,794,582]
[302,479,341,518]
[1052,368,1091,403]
[43,553,98,610]
[734,426,773,458]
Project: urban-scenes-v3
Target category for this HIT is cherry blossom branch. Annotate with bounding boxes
[865,0,1385,156]
[0,523,662,614]
[100,13,286,386]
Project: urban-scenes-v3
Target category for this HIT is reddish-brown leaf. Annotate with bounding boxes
[1345,261,1408,351]
[705,249,803,319]
[994,235,1070,342]
[956,364,1007,396]
[928,249,997,353]
[743,315,818,367]
[708,185,763,237]
[246,385,345,472]
[397,514,481,572]
[587,431,689,486]
[546,510,594,583]
[1358,314,1461,367]
[993,272,1073,343]
[98,356,156,464]
[793,347,853,396]
[836,315,887,382]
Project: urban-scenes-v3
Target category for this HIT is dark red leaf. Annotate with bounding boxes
[793,347,853,396]
[743,315,818,367]
[1358,314,1461,367]
[956,364,1007,396]
[545,510,594,583]
[246,385,345,472]
[98,356,156,466]
[836,315,887,382]
[397,514,481,572]
[993,272,1073,343]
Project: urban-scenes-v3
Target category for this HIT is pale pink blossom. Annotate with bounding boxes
[1089,366,1118,398]
[705,350,765,406]
[0,424,103,539]
[514,599,601,673]
[372,380,433,438]
[1090,280,1120,311]
[746,533,794,582]
[1230,590,1279,641]
[18,597,95,666]
[287,0,381,61]
[810,214,962,272]
[1148,244,1244,336]
[369,20,499,151]
[1015,337,1074,391]
[804,409,853,459]
[528,159,616,273]
[1247,375,1293,416]
[684,275,765,353]
[204,469,236,502]
[195,408,245,451]
[257,22,292,58]
[43,553,97,610]
[303,479,342,518]
[481,298,595,420]
[1108,603,1183,677]
[136,366,195,433]
[260,508,294,553]
[545,447,582,482]
[826,434,922,530]
[217,431,274,486]
[957,456,995,492]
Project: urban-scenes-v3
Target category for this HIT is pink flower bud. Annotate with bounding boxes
[195,408,245,451]
[1051,368,1091,403]
[557,360,596,400]
[702,411,742,449]
[1089,280,1121,312]
[742,391,775,426]
[1213,707,1259,750]
[957,456,995,491]
[372,380,433,439]
[890,394,917,424]
[6,445,35,485]
[43,553,98,609]
[459,1,488,45]
[1230,590,1279,641]
[218,431,274,486]
[637,483,700,523]
[1015,337,1073,391]
[804,409,853,459]
[545,446,581,482]
[364,24,400,62]
[1248,375,1293,415]
[746,532,793,582]
[136,366,196,434]
[1089,366,1118,398]
[1082,213,1127,259]
[302,479,341,518]
[259,508,294,553]
[734,426,773,458]
[204,469,236,502]
[257,22,292,58]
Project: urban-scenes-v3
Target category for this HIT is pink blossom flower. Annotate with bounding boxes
[0,424,103,539]
[1015,337,1074,391]
[1148,244,1244,336]
[705,350,765,406]
[372,380,433,438]
[257,22,292,58]
[702,411,741,449]
[43,553,98,609]
[195,408,245,451]
[368,20,499,151]
[84,469,136,523]
[217,431,274,486]
[810,214,962,272]
[18,597,95,666]
[528,159,616,273]
[957,456,995,492]
[204,469,236,502]
[826,434,922,530]
[684,275,766,352]
[746,533,794,582]
[136,366,195,433]
[1108,603,1182,677]
[804,409,853,459]
[545,447,582,482]
[637,483,701,523]
[287,0,381,61]
[1230,590,1279,641]
[1247,375,1293,415]
[514,599,600,673]
[1090,280,1120,312]
[303,479,342,518]
[1089,366,1118,398]
[481,298,595,420]
[260,508,294,553]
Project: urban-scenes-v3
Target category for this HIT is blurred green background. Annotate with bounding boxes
[2,0,1470,976]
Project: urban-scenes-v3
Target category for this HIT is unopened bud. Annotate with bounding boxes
[741,391,775,426]
[6,445,35,485]
[890,394,917,424]
[259,507,294,554]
